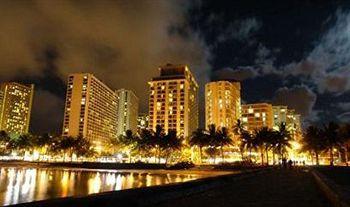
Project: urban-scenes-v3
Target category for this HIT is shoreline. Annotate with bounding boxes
[0,160,236,176]
[6,168,265,207]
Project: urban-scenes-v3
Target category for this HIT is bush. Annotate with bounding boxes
[167,161,195,170]
[214,160,260,170]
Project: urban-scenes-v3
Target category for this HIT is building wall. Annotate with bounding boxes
[116,89,139,136]
[205,81,241,130]
[62,74,118,148]
[0,82,34,135]
[241,103,273,132]
[148,64,198,137]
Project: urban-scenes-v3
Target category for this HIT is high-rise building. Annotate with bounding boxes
[286,109,302,140]
[148,64,199,137]
[137,113,149,132]
[241,103,273,132]
[62,73,118,149]
[205,81,241,130]
[116,89,139,136]
[272,105,288,130]
[0,82,34,135]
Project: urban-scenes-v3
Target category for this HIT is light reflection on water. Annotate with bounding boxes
[0,167,203,206]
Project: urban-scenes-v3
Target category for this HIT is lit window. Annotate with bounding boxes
[255,113,260,118]
[248,108,254,113]
[242,117,248,122]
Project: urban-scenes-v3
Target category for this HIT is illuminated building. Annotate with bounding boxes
[116,89,139,136]
[148,64,199,137]
[286,109,302,140]
[241,103,273,132]
[0,82,34,135]
[62,73,118,149]
[273,105,302,138]
[205,81,241,129]
[137,113,149,132]
[272,105,288,130]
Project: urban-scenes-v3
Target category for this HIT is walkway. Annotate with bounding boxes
[154,169,330,207]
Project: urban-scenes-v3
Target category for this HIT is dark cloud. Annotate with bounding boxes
[31,90,64,134]
[0,0,211,133]
[272,85,317,117]
[212,67,258,81]
[337,102,350,111]
[217,17,261,43]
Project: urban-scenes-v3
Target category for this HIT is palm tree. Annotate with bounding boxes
[322,122,341,166]
[233,119,244,135]
[274,123,292,162]
[50,136,76,161]
[207,124,219,162]
[216,127,233,162]
[240,130,254,160]
[339,124,350,164]
[0,130,10,150]
[153,125,166,163]
[160,130,183,164]
[189,128,209,164]
[118,130,138,162]
[205,147,219,164]
[233,119,248,160]
[73,135,94,158]
[253,127,273,165]
[301,125,324,165]
[8,134,33,156]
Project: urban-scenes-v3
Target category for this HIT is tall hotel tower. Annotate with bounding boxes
[148,64,199,137]
[0,82,34,135]
[205,81,241,129]
[116,89,139,136]
[62,74,118,149]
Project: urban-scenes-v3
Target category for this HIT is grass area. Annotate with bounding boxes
[316,166,350,188]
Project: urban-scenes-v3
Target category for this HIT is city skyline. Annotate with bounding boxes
[0,1,350,134]
[0,68,303,137]
[0,2,349,207]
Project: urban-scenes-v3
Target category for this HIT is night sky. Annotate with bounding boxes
[0,0,349,134]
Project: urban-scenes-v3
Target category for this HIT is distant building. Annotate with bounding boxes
[62,73,118,150]
[272,105,288,130]
[286,109,302,140]
[272,105,302,140]
[0,82,34,135]
[241,103,273,132]
[148,64,199,137]
[205,81,241,130]
[137,113,149,132]
[116,89,139,136]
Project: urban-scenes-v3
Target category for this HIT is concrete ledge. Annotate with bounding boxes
[311,169,350,207]
[7,168,270,207]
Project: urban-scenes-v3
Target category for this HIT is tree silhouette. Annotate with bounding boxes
[321,122,341,166]
[274,123,292,162]
[301,125,324,165]
[160,130,183,164]
[189,128,209,164]
[216,127,233,162]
